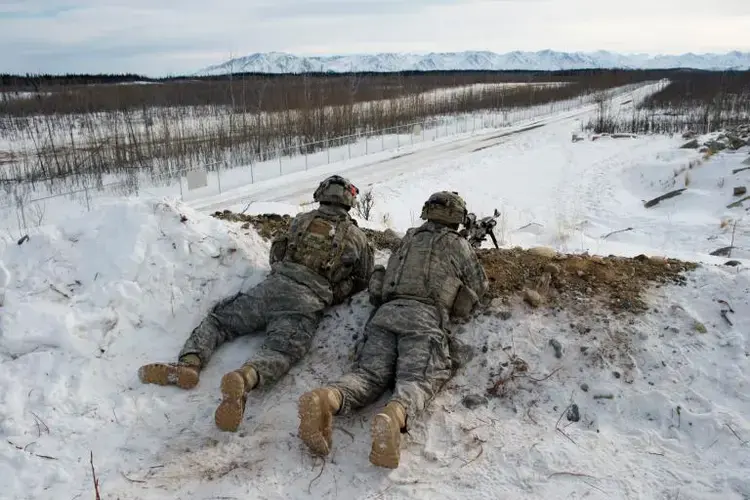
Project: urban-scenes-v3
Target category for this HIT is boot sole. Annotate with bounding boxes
[138,363,199,390]
[214,372,246,432]
[369,414,400,469]
[298,391,332,456]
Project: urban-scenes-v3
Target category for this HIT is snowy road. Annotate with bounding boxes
[189,82,657,214]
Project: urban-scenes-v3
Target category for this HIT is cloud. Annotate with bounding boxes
[1,0,748,76]
[254,0,468,20]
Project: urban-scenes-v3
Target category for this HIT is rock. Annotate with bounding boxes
[497,310,512,320]
[699,147,709,153]
[566,404,581,422]
[613,371,621,379]
[682,131,696,139]
[742,157,750,166]
[724,260,742,267]
[580,383,590,392]
[544,263,561,275]
[528,246,557,258]
[593,394,614,400]
[549,339,563,359]
[523,288,544,308]
[734,186,747,196]
[705,140,726,151]
[680,139,700,149]
[490,298,505,309]
[462,394,489,410]
[728,136,746,150]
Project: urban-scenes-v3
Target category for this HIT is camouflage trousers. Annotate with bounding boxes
[330,299,453,426]
[179,272,326,387]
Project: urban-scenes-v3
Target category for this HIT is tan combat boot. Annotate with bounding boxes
[297,387,343,456]
[138,354,201,390]
[369,401,407,469]
[214,364,258,432]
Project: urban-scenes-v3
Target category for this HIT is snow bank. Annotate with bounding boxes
[2,195,749,500]
[0,198,271,499]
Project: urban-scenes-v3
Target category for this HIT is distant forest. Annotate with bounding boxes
[1,67,742,91]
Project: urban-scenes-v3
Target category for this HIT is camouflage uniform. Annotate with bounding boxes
[179,201,373,382]
[298,192,488,468]
[139,175,374,433]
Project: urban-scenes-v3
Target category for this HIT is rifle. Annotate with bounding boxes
[460,209,501,249]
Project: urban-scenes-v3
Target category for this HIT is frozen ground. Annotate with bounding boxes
[1,84,750,500]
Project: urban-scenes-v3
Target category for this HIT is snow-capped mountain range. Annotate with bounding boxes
[199,50,750,74]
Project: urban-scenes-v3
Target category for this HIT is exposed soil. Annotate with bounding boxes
[213,210,699,314]
[476,247,697,314]
[213,210,293,241]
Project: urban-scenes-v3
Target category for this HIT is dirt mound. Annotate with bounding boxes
[477,247,697,314]
[212,210,293,241]
[213,210,698,314]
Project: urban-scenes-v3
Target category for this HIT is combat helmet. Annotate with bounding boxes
[313,175,359,209]
[420,191,467,226]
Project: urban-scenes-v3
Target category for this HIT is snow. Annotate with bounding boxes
[1,81,650,236]
[0,81,567,164]
[2,81,750,500]
[199,49,750,75]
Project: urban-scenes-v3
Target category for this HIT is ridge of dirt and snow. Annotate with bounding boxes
[2,92,750,499]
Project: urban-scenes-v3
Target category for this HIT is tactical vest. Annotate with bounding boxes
[380,225,463,310]
[284,212,354,284]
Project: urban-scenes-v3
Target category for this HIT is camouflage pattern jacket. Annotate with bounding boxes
[371,220,488,324]
[268,204,374,306]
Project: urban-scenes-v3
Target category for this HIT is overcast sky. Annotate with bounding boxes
[2,0,749,76]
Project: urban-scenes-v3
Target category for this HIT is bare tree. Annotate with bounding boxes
[355,188,375,220]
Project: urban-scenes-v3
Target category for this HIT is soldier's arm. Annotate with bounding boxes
[351,233,375,294]
[269,214,301,265]
[457,237,489,301]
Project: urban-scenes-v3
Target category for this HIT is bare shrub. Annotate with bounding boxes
[355,188,375,220]
[591,91,617,133]
[27,200,46,227]
[584,71,750,135]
